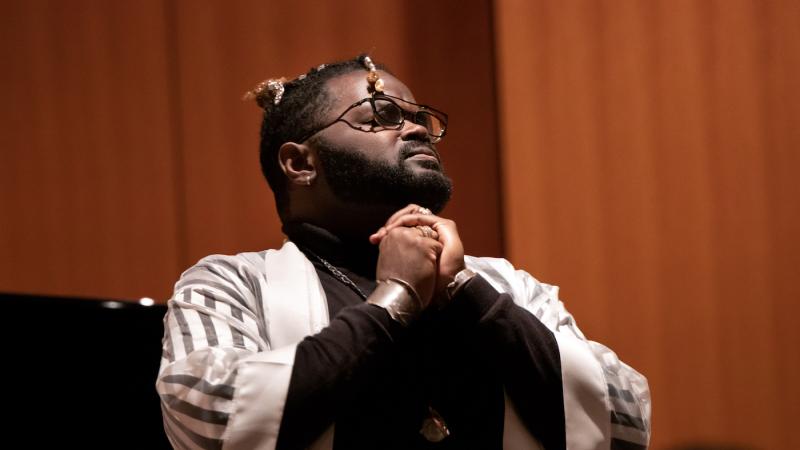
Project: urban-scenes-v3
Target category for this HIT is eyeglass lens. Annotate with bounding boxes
[372,98,445,139]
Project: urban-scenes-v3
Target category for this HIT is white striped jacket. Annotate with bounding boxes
[157,241,651,449]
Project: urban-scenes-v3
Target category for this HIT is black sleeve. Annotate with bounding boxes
[276,302,404,450]
[444,275,567,450]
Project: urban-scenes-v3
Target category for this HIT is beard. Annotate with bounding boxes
[315,138,453,213]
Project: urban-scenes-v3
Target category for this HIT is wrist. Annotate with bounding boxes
[446,268,477,300]
[367,278,423,326]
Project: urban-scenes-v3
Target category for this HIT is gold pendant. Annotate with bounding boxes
[420,405,450,442]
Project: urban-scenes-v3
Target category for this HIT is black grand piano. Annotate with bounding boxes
[1,292,172,448]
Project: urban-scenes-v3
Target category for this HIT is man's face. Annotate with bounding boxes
[311,70,453,213]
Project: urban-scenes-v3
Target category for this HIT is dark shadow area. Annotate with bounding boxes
[1,292,171,449]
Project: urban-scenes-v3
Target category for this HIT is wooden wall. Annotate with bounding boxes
[2,1,799,448]
[495,0,800,448]
[0,0,501,299]
[0,1,183,299]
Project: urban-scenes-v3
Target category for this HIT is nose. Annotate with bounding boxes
[399,117,430,142]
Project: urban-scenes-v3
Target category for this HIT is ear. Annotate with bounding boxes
[278,142,318,187]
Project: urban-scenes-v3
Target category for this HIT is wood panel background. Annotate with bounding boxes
[2,0,798,448]
[0,1,182,299]
[169,0,502,267]
[495,0,800,448]
[0,0,501,299]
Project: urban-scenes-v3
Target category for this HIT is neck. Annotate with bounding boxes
[282,220,382,278]
[291,202,397,243]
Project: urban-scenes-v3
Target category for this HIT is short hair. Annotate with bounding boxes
[253,55,388,216]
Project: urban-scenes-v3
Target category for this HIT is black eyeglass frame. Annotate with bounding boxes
[295,93,448,144]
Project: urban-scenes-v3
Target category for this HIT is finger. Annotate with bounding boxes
[370,213,447,244]
[369,228,385,244]
[370,212,435,243]
[380,213,443,234]
[385,204,423,227]
[414,225,439,241]
[370,205,422,244]
[430,221,458,250]
[396,216,459,253]
[419,234,444,254]
[380,215,459,252]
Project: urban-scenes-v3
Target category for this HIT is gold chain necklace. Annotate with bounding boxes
[301,247,368,300]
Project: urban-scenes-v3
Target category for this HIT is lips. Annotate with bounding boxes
[404,146,440,162]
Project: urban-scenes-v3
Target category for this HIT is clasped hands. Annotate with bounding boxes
[369,204,466,310]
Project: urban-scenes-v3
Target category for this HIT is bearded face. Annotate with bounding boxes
[315,136,453,214]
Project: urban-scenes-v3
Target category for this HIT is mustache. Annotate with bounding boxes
[399,141,440,160]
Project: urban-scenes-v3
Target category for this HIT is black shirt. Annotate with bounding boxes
[276,222,566,450]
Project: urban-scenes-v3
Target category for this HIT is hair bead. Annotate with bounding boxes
[243,77,287,108]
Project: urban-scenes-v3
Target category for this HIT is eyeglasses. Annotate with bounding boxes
[296,94,448,144]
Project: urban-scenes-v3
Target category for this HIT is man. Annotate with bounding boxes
[157,55,651,450]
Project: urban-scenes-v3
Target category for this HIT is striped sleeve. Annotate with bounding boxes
[465,256,652,449]
[156,252,291,450]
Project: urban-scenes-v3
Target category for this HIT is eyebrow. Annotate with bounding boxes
[378,93,424,107]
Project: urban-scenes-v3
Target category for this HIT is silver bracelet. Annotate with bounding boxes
[446,269,477,300]
[367,279,422,326]
[386,277,424,309]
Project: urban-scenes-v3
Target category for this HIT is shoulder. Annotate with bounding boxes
[465,255,560,299]
[465,255,567,329]
[181,250,269,281]
[171,249,274,302]
[177,241,307,284]
[173,242,310,296]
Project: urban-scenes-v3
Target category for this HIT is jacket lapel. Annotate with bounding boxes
[262,241,330,349]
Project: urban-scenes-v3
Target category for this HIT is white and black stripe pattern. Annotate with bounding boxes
[593,341,651,448]
[158,253,272,450]
[159,249,651,449]
[466,256,652,448]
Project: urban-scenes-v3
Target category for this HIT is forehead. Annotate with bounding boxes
[323,70,416,111]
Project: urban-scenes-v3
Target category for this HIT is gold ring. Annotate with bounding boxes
[416,225,436,239]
